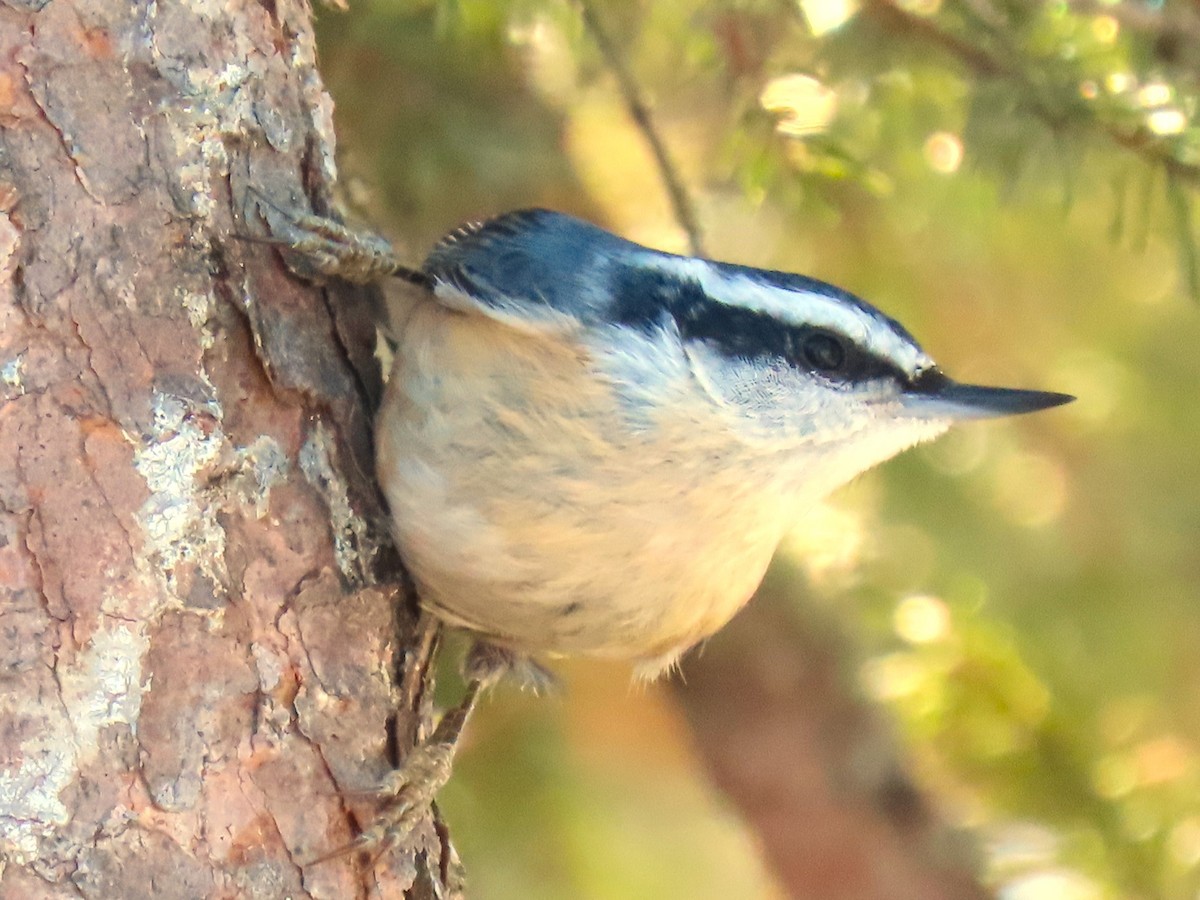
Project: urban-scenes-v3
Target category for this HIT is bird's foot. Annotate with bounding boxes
[306,641,553,867]
[244,188,414,285]
[463,640,559,695]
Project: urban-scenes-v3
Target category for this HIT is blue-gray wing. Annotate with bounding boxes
[422,209,658,334]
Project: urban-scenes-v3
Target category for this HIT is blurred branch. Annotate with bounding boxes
[866,0,1010,77]
[572,0,706,255]
[673,580,991,900]
[861,0,1200,189]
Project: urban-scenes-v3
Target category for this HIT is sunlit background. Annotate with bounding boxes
[316,1,1200,896]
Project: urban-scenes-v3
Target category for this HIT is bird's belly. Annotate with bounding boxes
[376,301,787,677]
[391,480,779,676]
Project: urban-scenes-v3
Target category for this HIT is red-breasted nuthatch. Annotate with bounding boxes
[371,209,1070,676]
[274,205,1072,857]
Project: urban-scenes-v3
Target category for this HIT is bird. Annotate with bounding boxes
[266,202,1073,860]
[372,209,1071,676]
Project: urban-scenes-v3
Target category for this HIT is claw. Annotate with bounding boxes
[303,642,553,867]
[304,833,374,868]
[239,185,428,287]
[304,678,483,867]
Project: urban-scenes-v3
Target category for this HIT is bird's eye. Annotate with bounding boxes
[802,332,845,372]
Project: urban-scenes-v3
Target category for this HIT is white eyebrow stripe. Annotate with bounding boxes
[643,254,932,376]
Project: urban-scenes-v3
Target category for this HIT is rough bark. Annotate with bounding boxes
[0,1,450,897]
[674,580,992,900]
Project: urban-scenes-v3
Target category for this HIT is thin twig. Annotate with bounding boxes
[573,0,706,255]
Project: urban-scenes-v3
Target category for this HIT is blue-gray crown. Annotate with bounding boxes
[424,209,932,388]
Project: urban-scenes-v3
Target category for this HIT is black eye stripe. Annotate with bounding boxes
[610,267,910,385]
[683,311,902,384]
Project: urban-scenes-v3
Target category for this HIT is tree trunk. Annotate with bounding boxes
[0,1,450,897]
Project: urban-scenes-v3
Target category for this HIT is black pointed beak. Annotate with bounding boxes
[903,369,1075,419]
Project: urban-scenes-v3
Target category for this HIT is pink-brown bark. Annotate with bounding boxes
[0,1,446,896]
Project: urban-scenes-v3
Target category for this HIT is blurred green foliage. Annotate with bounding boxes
[317,1,1200,896]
